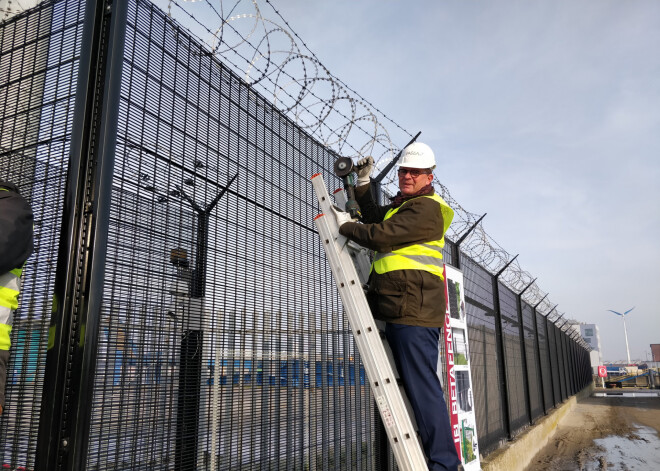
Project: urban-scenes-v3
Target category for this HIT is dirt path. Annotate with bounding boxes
[527,390,660,470]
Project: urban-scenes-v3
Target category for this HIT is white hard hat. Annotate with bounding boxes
[398,142,436,169]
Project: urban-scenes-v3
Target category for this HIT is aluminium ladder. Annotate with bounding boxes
[311,173,428,471]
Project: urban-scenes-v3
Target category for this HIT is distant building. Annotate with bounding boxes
[569,322,602,373]
[651,344,660,362]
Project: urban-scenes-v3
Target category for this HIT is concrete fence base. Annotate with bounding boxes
[480,383,595,471]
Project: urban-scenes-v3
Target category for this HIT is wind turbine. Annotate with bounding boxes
[607,307,635,365]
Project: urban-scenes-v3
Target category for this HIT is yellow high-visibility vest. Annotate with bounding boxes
[372,194,454,280]
[0,267,22,351]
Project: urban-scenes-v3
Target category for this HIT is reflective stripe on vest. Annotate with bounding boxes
[0,268,21,351]
[372,193,454,279]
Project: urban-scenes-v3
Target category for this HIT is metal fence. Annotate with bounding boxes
[448,247,591,455]
[0,0,592,470]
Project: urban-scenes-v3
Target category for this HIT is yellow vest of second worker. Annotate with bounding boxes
[372,194,454,280]
[0,267,22,351]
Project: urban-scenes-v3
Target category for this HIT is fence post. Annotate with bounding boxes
[491,255,519,439]
[36,0,128,469]
[450,214,487,271]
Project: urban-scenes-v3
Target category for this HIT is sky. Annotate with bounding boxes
[6,0,659,363]
[268,0,660,363]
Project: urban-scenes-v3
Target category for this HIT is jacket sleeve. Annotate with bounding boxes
[339,197,445,253]
[0,187,34,274]
[353,182,389,223]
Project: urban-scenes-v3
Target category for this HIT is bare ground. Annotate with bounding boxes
[526,389,660,471]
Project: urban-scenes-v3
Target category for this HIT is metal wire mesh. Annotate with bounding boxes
[498,283,528,436]
[556,326,568,402]
[536,313,554,412]
[559,335,569,400]
[150,0,587,319]
[460,255,505,454]
[0,0,594,468]
[547,324,562,407]
[0,0,83,468]
[83,0,375,468]
[521,302,543,421]
[566,338,576,396]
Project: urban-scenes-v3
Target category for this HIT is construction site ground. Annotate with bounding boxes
[526,388,660,470]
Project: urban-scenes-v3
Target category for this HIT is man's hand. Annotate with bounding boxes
[328,205,355,251]
[329,205,354,228]
[356,156,374,186]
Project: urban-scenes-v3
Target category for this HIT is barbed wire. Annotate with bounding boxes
[2,0,580,328]
[158,0,578,327]
[161,0,403,171]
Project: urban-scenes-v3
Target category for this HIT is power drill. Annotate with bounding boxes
[333,156,362,220]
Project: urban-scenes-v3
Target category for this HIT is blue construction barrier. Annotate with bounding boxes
[206,358,365,388]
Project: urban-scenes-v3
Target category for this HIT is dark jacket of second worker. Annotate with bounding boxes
[338,182,448,328]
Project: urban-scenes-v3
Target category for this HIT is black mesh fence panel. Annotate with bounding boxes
[498,283,528,435]
[460,254,493,310]
[461,255,504,454]
[554,326,563,402]
[571,341,577,393]
[563,337,570,397]
[563,336,573,396]
[571,339,582,394]
[84,0,374,469]
[577,341,585,391]
[443,239,454,267]
[547,324,561,406]
[522,303,543,421]
[564,335,575,396]
[0,0,595,467]
[572,344,578,391]
[536,313,554,411]
[555,325,567,402]
[0,0,83,468]
[575,342,582,393]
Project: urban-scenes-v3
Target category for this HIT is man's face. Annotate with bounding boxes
[397,167,433,196]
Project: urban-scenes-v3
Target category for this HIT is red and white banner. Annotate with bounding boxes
[443,266,462,458]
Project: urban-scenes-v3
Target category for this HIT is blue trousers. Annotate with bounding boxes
[385,323,461,471]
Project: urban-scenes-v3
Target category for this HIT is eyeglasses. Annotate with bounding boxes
[397,168,431,178]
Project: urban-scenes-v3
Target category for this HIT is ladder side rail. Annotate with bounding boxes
[312,175,427,471]
[330,187,372,283]
[332,184,421,435]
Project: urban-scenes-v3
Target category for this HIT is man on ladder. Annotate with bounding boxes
[331,142,460,471]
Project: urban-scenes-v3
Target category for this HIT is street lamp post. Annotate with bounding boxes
[607,307,635,365]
